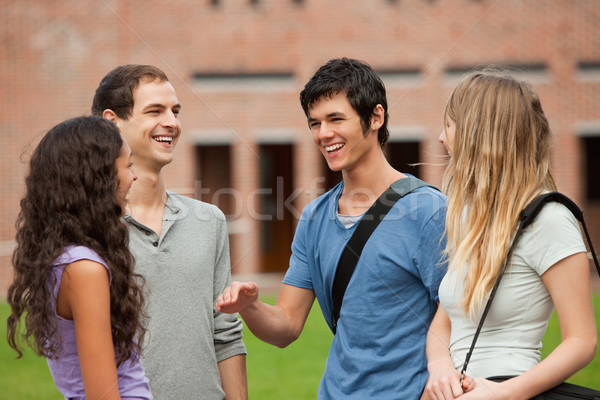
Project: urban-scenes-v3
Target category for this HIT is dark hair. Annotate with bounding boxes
[92,64,169,119]
[7,116,147,365]
[300,57,390,148]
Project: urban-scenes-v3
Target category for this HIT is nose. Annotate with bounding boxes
[132,166,138,181]
[438,130,445,145]
[161,110,179,130]
[318,122,334,140]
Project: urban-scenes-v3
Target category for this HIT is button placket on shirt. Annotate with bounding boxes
[139,226,159,249]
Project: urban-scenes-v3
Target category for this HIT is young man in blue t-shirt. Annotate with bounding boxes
[216,57,447,399]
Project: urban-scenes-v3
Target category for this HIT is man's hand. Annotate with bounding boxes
[215,281,259,314]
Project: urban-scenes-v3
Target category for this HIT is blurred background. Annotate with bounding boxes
[1,0,599,293]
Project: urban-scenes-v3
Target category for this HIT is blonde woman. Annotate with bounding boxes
[423,71,597,400]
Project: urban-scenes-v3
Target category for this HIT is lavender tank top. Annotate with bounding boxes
[46,245,152,399]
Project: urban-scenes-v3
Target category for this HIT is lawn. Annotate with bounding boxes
[0,298,331,400]
[0,301,63,400]
[1,295,599,399]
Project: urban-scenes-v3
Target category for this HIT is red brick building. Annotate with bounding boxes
[1,0,599,295]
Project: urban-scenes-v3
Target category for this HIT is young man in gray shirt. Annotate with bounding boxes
[93,64,247,400]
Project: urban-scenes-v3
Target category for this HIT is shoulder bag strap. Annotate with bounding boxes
[331,176,436,333]
[460,192,600,383]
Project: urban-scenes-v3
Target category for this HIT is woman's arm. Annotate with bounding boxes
[460,252,597,400]
[422,304,464,400]
[57,260,121,400]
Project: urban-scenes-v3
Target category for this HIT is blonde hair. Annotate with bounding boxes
[442,70,556,316]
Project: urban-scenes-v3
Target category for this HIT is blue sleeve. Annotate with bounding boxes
[282,211,314,290]
[414,203,448,303]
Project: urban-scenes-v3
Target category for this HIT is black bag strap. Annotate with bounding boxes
[331,176,436,333]
[460,192,600,383]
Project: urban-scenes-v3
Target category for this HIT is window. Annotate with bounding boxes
[577,61,600,82]
[582,135,600,200]
[259,144,295,273]
[195,145,233,216]
[386,141,421,178]
[192,72,295,92]
[444,63,549,84]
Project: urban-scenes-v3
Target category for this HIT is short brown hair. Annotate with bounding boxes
[92,64,169,119]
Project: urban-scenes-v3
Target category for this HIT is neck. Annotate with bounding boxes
[341,150,404,197]
[338,149,405,215]
[127,166,167,210]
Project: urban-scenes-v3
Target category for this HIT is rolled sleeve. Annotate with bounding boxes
[212,210,246,361]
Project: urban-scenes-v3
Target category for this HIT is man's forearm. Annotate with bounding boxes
[218,354,248,400]
[241,299,305,348]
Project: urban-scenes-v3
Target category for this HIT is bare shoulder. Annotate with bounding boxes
[63,259,109,281]
[58,259,110,320]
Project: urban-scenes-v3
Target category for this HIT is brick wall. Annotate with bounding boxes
[1,0,599,295]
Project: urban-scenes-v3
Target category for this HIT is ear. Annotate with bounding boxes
[102,109,119,123]
[370,104,385,131]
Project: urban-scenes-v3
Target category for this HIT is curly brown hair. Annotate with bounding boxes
[7,116,147,365]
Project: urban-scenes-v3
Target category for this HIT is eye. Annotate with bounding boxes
[309,122,320,130]
[173,108,180,116]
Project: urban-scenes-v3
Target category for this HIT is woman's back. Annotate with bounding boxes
[47,246,152,400]
[7,116,149,400]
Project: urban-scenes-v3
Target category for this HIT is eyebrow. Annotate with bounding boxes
[142,103,182,111]
[308,111,346,122]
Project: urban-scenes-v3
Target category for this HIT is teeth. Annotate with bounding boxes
[154,136,173,143]
[325,143,344,152]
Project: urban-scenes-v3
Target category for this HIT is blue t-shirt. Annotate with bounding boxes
[283,177,447,399]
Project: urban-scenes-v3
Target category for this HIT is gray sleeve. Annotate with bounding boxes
[212,208,247,362]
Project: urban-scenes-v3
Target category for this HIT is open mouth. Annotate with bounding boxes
[325,143,345,153]
[153,136,173,145]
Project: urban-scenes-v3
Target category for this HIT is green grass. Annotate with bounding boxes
[0,302,63,400]
[244,297,331,398]
[0,298,331,400]
[1,295,599,398]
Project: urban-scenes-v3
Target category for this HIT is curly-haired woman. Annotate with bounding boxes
[7,116,151,399]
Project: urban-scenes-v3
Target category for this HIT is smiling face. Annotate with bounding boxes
[115,140,137,215]
[111,79,181,172]
[308,92,382,174]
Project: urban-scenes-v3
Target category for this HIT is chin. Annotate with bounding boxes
[158,154,175,165]
[323,158,341,172]
[326,163,343,172]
